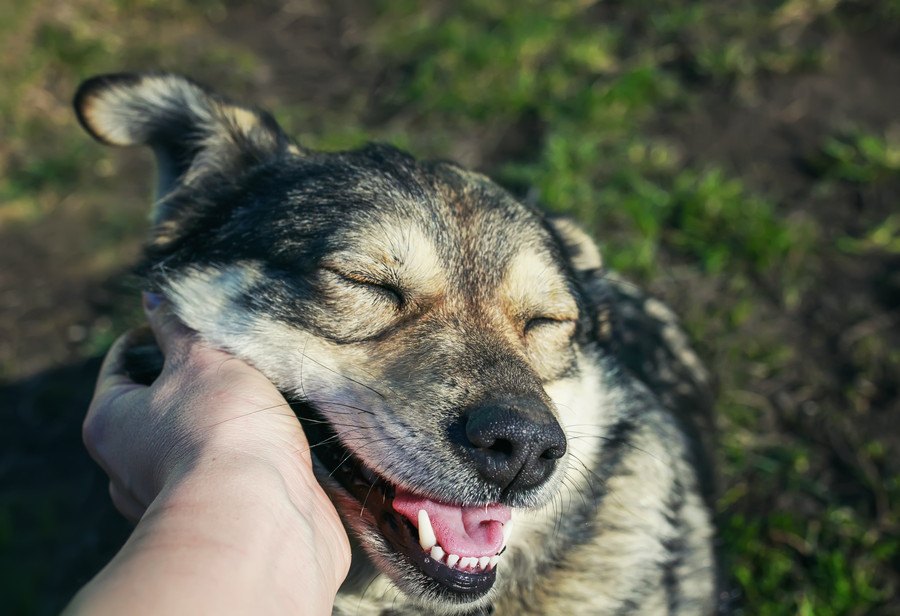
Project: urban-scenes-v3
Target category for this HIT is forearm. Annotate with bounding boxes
[66,455,347,615]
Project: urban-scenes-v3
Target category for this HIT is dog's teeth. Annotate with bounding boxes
[489,555,500,569]
[417,509,437,551]
[478,556,490,570]
[460,557,477,569]
[430,545,445,561]
[501,519,514,549]
[446,554,460,568]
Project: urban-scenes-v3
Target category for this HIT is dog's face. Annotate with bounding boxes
[76,74,610,613]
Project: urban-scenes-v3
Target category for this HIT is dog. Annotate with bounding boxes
[74,73,723,615]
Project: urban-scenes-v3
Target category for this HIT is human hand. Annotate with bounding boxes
[82,294,350,590]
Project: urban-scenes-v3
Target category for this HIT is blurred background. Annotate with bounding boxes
[1,0,898,613]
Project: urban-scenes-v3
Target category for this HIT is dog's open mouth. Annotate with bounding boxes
[294,402,511,599]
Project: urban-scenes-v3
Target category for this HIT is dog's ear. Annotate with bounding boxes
[548,216,603,274]
[74,72,296,222]
[549,216,615,344]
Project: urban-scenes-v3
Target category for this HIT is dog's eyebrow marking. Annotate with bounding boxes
[500,251,578,319]
[329,222,446,298]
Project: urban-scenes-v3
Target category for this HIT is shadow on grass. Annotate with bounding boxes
[0,358,131,616]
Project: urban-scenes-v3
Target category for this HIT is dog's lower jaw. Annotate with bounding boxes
[295,392,570,614]
[321,475,503,616]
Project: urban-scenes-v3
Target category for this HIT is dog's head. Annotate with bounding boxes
[76,73,613,612]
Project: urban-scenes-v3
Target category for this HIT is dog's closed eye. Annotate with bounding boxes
[524,316,575,335]
[324,267,405,308]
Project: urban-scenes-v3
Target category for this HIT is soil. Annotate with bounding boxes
[656,29,900,481]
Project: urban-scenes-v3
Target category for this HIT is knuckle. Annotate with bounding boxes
[81,410,105,453]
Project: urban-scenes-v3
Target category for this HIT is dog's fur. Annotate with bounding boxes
[75,73,722,615]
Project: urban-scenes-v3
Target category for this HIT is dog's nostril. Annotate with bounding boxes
[458,397,566,494]
[487,438,515,457]
[540,445,566,460]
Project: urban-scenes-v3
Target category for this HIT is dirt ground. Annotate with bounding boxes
[1,1,898,614]
[659,28,900,482]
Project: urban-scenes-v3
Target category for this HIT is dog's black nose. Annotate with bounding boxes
[458,397,567,493]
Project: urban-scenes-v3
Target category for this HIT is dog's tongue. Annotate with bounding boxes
[392,487,510,557]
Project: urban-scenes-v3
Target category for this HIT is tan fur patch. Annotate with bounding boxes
[226,106,263,134]
[551,217,602,271]
[494,251,579,377]
[500,251,578,322]
[328,221,448,302]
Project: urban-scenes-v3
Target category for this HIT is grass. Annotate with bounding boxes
[2,0,898,613]
[839,215,900,254]
[817,131,900,185]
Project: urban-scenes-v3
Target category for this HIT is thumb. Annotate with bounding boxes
[142,292,196,360]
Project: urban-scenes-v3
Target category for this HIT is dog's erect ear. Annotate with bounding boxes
[548,216,603,274]
[74,72,294,222]
[549,216,614,343]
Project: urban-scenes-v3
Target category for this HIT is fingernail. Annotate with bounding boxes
[142,291,163,311]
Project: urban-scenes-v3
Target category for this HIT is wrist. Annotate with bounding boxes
[68,452,350,616]
[157,448,350,588]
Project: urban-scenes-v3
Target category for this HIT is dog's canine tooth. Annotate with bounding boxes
[417,509,436,551]
[478,556,490,570]
[501,519,513,550]
[430,545,445,561]
[488,555,500,569]
[446,553,460,568]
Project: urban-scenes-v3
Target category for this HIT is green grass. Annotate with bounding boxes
[368,2,898,613]
[368,0,821,282]
[817,131,900,185]
[2,0,898,613]
[839,215,900,254]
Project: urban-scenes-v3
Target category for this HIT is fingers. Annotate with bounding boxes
[109,481,146,524]
[92,329,145,399]
[84,331,147,480]
[142,292,196,361]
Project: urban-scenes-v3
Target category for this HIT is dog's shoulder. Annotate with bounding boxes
[601,274,719,503]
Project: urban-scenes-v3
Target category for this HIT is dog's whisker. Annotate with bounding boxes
[297,352,389,400]
[565,432,661,463]
[292,415,375,429]
[360,477,379,518]
[359,452,398,517]
[310,400,378,416]
[298,333,312,404]
[562,458,599,505]
[199,401,296,430]
[328,450,357,480]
